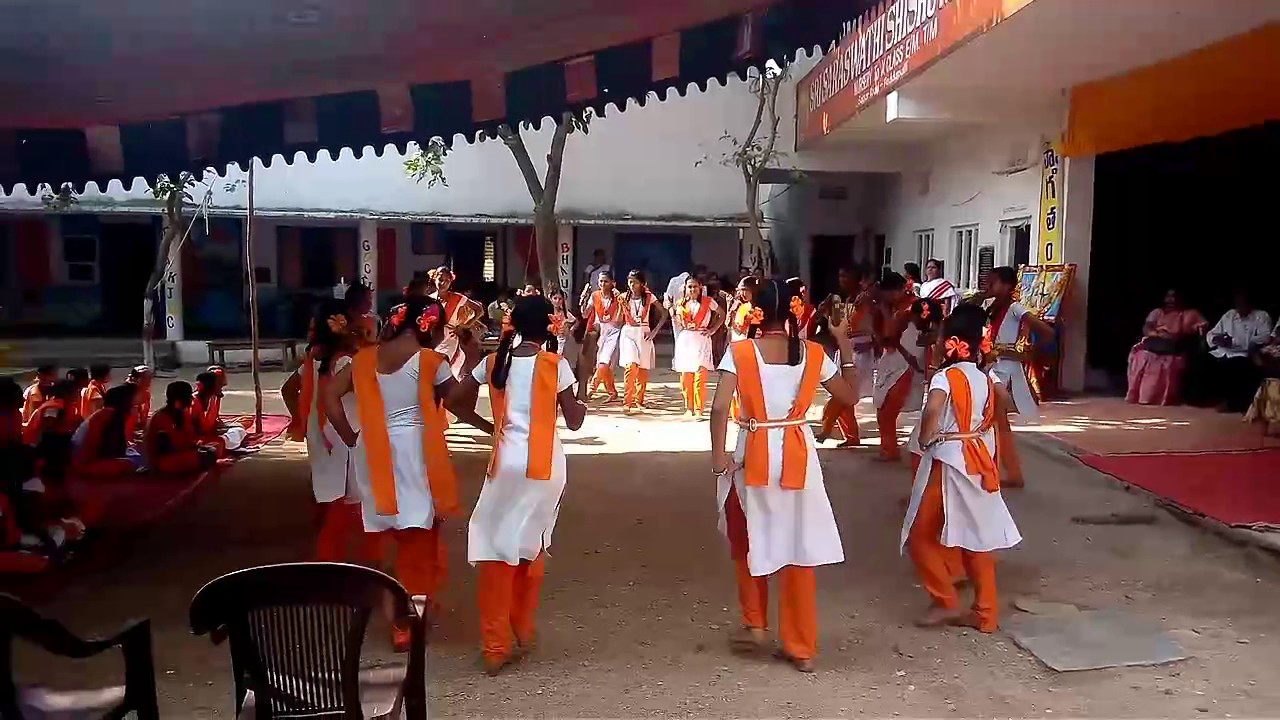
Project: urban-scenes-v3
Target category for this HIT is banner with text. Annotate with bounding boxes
[1038,139,1063,263]
[796,0,1038,148]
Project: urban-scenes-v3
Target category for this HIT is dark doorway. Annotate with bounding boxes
[1088,121,1279,387]
[810,235,856,300]
[445,230,487,292]
[613,232,692,296]
[299,227,338,290]
[1012,224,1031,268]
[99,221,158,335]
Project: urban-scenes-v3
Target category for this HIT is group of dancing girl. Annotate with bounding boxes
[283,261,1050,674]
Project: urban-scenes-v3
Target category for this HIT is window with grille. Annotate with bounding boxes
[482,236,496,283]
[62,234,98,284]
[952,226,979,290]
[914,229,934,264]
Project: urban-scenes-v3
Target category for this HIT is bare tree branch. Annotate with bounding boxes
[498,124,545,203]
[742,75,767,159]
[542,112,572,211]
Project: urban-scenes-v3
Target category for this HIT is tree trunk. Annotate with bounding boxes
[534,209,559,295]
[143,207,180,368]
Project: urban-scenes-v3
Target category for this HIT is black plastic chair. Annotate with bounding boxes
[190,562,426,720]
[0,593,159,720]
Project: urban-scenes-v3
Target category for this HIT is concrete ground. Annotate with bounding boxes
[11,369,1280,717]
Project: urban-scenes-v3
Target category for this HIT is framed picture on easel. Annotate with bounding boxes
[1015,263,1076,322]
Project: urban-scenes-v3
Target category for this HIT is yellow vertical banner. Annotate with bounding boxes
[1038,139,1063,263]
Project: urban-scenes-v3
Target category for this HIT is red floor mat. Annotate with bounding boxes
[1080,449,1280,529]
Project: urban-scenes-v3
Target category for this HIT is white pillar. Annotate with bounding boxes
[163,225,184,342]
[1059,154,1095,393]
[556,224,574,295]
[358,219,378,294]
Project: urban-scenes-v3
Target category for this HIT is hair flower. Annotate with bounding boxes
[919,303,931,320]
[389,305,408,329]
[501,310,514,335]
[417,305,442,333]
[789,295,806,319]
[548,312,565,337]
[944,336,972,360]
[326,314,349,333]
[748,306,765,325]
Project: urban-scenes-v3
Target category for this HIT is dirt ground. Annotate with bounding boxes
[12,368,1280,717]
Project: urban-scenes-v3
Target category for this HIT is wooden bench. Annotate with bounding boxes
[207,338,302,368]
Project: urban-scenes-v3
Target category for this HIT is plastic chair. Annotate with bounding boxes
[190,562,426,720]
[0,593,159,720]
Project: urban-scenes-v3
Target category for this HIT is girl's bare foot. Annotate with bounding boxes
[1003,476,1025,489]
[815,430,832,444]
[482,654,513,676]
[949,611,996,633]
[773,649,816,673]
[729,626,768,653]
[914,605,963,628]
[837,439,860,449]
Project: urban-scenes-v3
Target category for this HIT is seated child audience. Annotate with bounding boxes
[21,365,58,424]
[80,364,111,419]
[71,384,144,480]
[145,381,218,475]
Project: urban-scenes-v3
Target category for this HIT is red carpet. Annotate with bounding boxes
[1080,449,1280,529]
[69,414,291,530]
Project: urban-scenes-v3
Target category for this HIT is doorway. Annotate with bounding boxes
[99,221,158,335]
[613,232,692,295]
[445,230,487,292]
[810,235,856,300]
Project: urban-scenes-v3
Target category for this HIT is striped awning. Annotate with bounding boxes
[0,0,858,193]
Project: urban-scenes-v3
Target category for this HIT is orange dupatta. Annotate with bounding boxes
[731,339,826,490]
[351,347,459,517]
[590,290,621,329]
[486,351,560,480]
[679,297,712,328]
[622,292,655,327]
[943,366,999,493]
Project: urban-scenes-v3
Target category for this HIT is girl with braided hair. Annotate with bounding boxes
[900,303,1020,633]
[322,296,494,650]
[456,294,586,675]
[709,278,860,673]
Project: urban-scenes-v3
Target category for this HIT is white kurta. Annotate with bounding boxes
[468,355,576,565]
[591,293,622,368]
[434,292,475,379]
[308,356,357,503]
[717,343,845,577]
[672,298,719,373]
[352,354,455,532]
[874,322,923,410]
[990,302,1039,419]
[619,294,657,370]
[899,363,1022,554]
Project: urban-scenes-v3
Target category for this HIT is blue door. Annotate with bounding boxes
[613,232,692,297]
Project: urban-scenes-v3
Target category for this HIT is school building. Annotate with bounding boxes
[772,0,1278,392]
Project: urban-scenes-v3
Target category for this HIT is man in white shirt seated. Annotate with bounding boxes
[1204,290,1271,413]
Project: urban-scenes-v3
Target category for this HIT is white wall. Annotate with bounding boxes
[0,70,801,223]
[882,126,1044,289]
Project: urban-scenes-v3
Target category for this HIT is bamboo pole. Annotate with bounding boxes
[245,162,264,434]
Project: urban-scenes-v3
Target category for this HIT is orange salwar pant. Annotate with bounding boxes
[383,526,446,599]
[477,555,546,662]
[907,462,998,632]
[876,369,914,460]
[623,364,650,408]
[995,413,1025,486]
[591,366,618,399]
[820,400,860,444]
[680,369,709,414]
[724,486,818,660]
[314,501,383,564]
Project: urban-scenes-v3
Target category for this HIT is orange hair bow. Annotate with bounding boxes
[944,336,971,360]
[389,305,408,329]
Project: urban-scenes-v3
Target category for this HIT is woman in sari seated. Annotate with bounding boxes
[145,382,217,475]
[1126,289,1207,406]
[71,385,144,480]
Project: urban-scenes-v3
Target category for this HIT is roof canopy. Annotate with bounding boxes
[0,0,855,193]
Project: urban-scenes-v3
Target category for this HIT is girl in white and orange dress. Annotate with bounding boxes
[282,299,372,563]
[672,276,724,417]
[456,295,587,675]
[618,270,668,413]
[709,279,861,673]
[902,303,1020,632]
[430,266,486,380]
[583,271,624,401]
[323,297,494,649]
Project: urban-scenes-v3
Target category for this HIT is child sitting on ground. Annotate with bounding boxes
[145,381,218,475]
[191,370,249,454]
[71,384,144,480]
[21,364,58,425]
